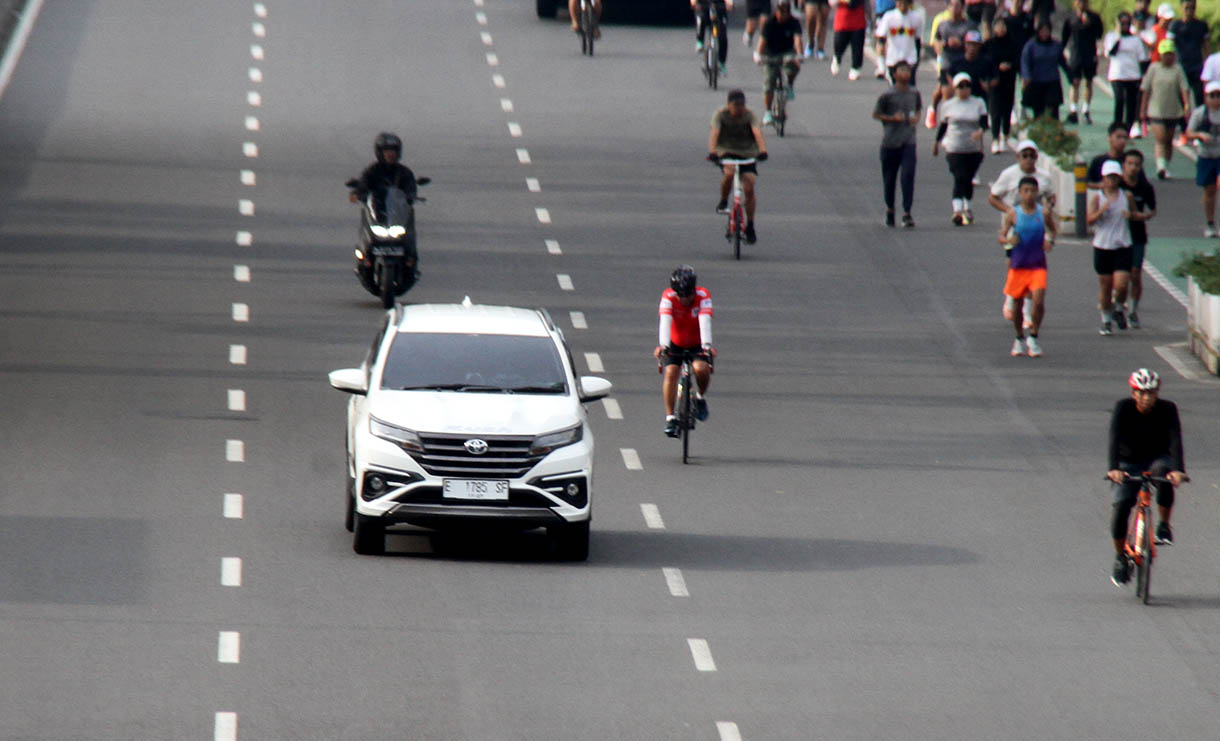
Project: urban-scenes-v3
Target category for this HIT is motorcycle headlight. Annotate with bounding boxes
[530,424,583,456]
[370,416,424,453]
[387,225,406,238]
[370,225,390,238]
[354,248,364,260]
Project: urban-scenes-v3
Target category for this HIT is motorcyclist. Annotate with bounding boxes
[350,132,418,206]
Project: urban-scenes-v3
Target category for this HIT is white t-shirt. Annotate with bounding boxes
[876,7,927,66]
[990,163,1054,206]
[937,95,988,153]
[1105,32,1148,81]
[1202,52,1220,83]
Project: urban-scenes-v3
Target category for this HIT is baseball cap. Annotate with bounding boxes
[1206,80,1220,94]
[952,71,972,86]
[1156,3,1175,19]
[1158,38,1176,55]
[1016,139,1038,153]
[1101,160,1123,177]
[964,29,983,43]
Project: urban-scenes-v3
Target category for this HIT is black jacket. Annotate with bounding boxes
[1108,398,1185,472]
[356,161,418,202]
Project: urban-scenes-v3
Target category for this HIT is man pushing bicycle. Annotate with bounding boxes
[1106,368,1187,586]
[655,265,716,438]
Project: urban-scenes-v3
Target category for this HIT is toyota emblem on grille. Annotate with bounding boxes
[464,439,489,455]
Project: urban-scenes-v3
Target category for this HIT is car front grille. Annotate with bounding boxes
[410,433,542,478]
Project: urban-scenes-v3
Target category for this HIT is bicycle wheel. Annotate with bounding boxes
[774,93,786,137]
[1134,508,1152,603]
[731,205,742,260]
[680,365,693,464]
[708,43,718,89]
[584,5,595,56]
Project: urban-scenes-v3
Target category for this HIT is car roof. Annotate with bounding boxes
[394,303,553,337]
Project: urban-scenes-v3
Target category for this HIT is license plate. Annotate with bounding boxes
[442,479,509,501]
[371,246,405,256]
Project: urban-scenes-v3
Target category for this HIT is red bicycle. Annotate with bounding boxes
[1113,471,1189,604]
[712,156,755,260]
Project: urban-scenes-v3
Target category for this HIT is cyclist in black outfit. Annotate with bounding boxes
[693,0,731,72]
[1106,368,1186,585]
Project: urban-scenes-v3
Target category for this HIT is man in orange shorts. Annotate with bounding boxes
[998,176,1057,356]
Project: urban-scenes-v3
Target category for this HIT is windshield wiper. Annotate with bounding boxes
[396,383,505,392]
[504,384,565,393]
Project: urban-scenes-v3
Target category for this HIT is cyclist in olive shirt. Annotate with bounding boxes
[708,89,769,244]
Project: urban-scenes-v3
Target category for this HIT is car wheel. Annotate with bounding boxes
[548,521,589,562]
[536,0,558,19]
[353,513,385,556]
[344,476,356,533]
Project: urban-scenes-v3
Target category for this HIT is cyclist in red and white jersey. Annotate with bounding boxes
[654,265,716,438]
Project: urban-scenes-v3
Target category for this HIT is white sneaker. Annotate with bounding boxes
[848,68,860,80]
[763,111,774,124]
[830,57,840,76]
[991,139,1002,154]
[1206,224,1219,238]
[743,31,752,46]
[1000,134,1008,150]
[1026,335,1042,357]
[1011,338,1027,357]
[1129,123,1142,138]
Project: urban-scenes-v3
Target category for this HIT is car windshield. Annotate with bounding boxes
[380,333,568,393]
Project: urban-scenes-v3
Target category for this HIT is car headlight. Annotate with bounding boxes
[530,424,583,456]
[387,225,406,238]
[369,225,389,238]
[369,416,424,453]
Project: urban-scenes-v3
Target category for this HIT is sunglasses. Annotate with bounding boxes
[1209,93,1220,98]
[956,83,971,88]
[1019,152,1037,158]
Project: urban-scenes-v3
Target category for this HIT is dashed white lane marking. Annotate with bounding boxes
[214,712,238,741]
[716,721,743,741]
[602,398,622,419]
[238,199,254,215]
[226,440,245,462]
[584,352,603,372]
[688,639,717,672]
[507,122,522,137]
[236,230,252,245]
[248,67,262,83]
[492,73,506,88]
[480,31,493,45]
[229,344,247,365]
[250,44,264,60]
[251,21,266,38]
[545,239,561,254]
[622,449,644,471]
[536,207,551,224]
[476,11,487,24]
[556,273,573,290]
[516,148,531,164]
[640,502,664,527]
[232,303,249,322]
[569,310,587,328]
[500,97,513,112]
[244,115,259,131]
[241,170,256,186]
[474,0,484,7]
[247,91,261,106]
[228,389,246,411]
[243,142,258,158]
[662,567,689,597]
[221,557,242,586]
[234,265,250,282]
[218,631,241,663]
[253,2,267,18]
[223,493,244,519]
[526,177,540,192]
[486,52,498,66]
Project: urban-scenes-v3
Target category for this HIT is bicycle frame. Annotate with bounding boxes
[578,0,597,56]
[1116,471,1188,605]
[702,3,722,89]
[663,348,711,464]
[718,157,755,259]
[760,53,794,136]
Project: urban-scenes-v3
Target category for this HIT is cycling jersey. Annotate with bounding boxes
[659,287,713,348]
[1108,397,1184,472]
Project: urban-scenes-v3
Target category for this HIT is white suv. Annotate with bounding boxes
[328,302,612,559]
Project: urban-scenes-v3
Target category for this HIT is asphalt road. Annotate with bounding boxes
[1,2,1219,739]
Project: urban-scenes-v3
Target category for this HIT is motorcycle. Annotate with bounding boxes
[345,177,430,308]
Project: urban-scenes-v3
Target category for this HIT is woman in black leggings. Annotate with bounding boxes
[933,72,989,225]
[984,16,1021,151]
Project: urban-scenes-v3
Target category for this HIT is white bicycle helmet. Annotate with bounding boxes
[1128,368,1161,391]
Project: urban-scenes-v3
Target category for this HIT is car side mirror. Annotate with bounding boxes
[329,368,368,395]
[578,376,612,403]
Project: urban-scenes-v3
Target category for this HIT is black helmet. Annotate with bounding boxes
[374,132,402,162]
[670,265,697,297]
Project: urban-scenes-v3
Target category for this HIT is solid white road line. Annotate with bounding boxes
[234,265,250,283]
[688,638,717,672]
[556,273,573,290]
[228,389,246,411]
[214,712,237,741]
[662,567,689,597]
[251,22,266,38]
[247,91,261,107]
[584,352,603,372]
[526,177,540,192]
[238,199,254,216]
[621,449,643,471]
[229,344,247,365]
[493,73,506,88]
[226,440,245,462]
[236,230,253,245]
[486,52,498,66]
[716,721,742,741]
[241,170,256,186]
[243,142,258,158]
[569,311,587,328]
[640,503,663,527]
[0,0,47,103]
[602,398,622,419]
[232,303,249,322]
[545,239,561,254]
[508,122,522,137]
[516,148,531,163]
[1144,263,1188,308]
[218,631,240,663]
[221,557,242,586]
[223,493,244,519]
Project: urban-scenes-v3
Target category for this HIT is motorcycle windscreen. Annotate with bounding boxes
[382,187,412,229]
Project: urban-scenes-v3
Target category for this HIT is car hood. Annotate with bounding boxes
[369,390,581,436]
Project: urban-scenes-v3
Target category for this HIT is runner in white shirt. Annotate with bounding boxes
[876,0,927,82]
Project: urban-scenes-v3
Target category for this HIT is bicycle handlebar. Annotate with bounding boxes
[1105,472,1191,484]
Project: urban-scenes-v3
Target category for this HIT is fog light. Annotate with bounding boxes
[367,475,386,493]
[565,482,579,497]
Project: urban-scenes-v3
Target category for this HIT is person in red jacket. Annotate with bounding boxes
[654,266,716,438]
[831,0,869,80]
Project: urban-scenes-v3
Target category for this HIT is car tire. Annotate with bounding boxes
[344,476,356,533]
[536,0,558,18]
[353,513,385,555]
[548,520,589,561]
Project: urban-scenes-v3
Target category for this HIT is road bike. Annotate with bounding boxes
[700,2,723,89]
[713,156,756,259]
[661,348,712,464]
[577,0,598,56]
[760,53,794,137]
[1112,471,1189,604]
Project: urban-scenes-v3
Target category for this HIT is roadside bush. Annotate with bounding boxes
[1017,113,1082,168]
[1174,250,1220,293]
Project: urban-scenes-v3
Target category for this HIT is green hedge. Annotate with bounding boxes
[1175,250,1220,293]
